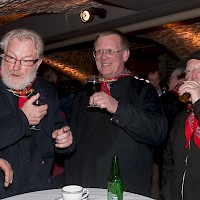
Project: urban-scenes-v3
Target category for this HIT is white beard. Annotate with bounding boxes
[1,60,37,90]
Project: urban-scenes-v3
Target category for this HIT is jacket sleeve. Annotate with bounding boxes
[50,83,75,154]
[111,82,168,146]
[0,110,30,149]
[160,116,180,199]
[193,99,200,121]
[161,137,173,188]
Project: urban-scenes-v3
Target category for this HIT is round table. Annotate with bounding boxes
[3,188,154,200]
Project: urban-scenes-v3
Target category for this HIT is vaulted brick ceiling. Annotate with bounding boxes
[138,18,200,59]
[0,0,99,25]
[1,0,200,82]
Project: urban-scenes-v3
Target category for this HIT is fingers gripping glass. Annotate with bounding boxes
[2,54,39,66]
[93,49,124,58]
[86,75,101,107]
[30,96,46,131]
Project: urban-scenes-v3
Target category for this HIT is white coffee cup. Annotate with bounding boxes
[62,185,89,200]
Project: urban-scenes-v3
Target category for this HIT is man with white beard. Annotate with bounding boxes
[0,29,74,198]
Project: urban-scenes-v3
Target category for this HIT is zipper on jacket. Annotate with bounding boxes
[181,168,186,199]
[181,140,191,200]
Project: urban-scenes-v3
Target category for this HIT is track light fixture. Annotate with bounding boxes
[80,7,107,23]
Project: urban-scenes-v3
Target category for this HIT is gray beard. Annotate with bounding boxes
[1,61,37,90]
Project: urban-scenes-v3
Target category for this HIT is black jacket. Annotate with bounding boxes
[64,76,167,197]
[160,100,200,200]
[153,91,187,167]
[0,77,74,198]
[160,91,187,131]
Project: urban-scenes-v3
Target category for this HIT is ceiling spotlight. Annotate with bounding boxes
[80,7,107,23]
[80,9,94,23]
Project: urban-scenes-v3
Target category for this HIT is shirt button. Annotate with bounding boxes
[115,119,119,124]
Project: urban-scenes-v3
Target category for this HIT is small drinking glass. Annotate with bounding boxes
[86,75,101,107]
[178,82,191,103]
[179,92,191,103]
[30,95,46,131]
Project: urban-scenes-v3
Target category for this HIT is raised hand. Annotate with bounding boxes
[21,93,48,126]
[52,126,73,148]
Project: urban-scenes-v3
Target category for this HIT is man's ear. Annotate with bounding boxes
[35,58,42,70]
[123,50,130,62]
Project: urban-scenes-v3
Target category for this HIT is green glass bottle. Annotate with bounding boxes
[107,156,123,200]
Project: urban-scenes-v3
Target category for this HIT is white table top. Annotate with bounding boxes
[3,188,154,200]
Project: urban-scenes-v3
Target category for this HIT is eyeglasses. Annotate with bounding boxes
[185,68,200,75]
[2,54,39,67]
[93,49,124,58]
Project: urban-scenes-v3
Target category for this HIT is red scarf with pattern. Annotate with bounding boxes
[18,82,35,108]
[99,68,133,95]
[7,77,36,108]
[185,106,200,148]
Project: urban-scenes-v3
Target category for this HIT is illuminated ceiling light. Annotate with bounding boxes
[80,7,107,23]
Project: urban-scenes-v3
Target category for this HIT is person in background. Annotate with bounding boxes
[161,67,187,130]
[160,51,200,200]
[58,80,82,122]
[0,28,74,198]
[157,67,187,196]
[160,77,169,92]
[148,70,165,199]
[52,80,82,188]
[64,30,167,197]
[148,70,163,96]
[0,158,13,188]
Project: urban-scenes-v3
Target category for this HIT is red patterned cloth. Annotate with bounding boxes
[185,109,200,148]
[9,77,36,108]
[99,68,133,95]
[18,84,34,108]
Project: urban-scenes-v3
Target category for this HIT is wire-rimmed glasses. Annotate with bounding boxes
[93,49,124,59]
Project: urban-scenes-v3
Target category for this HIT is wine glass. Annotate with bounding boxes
[86,75,101,107]
[30,95,46,131]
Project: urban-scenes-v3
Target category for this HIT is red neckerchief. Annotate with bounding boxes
[8,77,36,108]
[171,82,183,95]
[99,68,133,95]
[185,104,200,148]
[18,83,34,108]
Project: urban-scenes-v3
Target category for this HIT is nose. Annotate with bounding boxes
[101,50,109,59]
[191,71,198,80]
[13,60,22,70]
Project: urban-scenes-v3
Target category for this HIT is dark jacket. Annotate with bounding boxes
[0,77,74,198]
[160,100,200,200]
[160,91,187,131]
[153,91,187,167]
[64,76,167,197]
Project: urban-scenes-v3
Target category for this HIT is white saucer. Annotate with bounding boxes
[54,197,89,200]
[54,197,62,200]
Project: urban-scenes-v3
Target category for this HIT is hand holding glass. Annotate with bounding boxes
[86,75,101,107]
[30,95,46,131]
[178,82,191,103]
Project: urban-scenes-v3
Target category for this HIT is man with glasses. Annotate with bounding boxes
[160,51,200,200]
[64,30,167,197]
[0,29,74,198]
